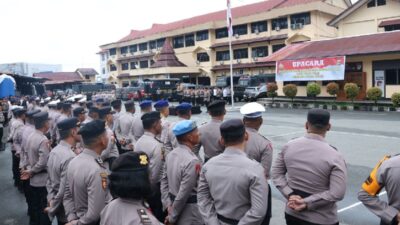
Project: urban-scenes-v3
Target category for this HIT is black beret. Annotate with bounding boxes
[56,102,63,109]
[86,101,93,109]
[111,151,149,172]
[101,102,111,107]
[98,106,114,118]
[14,108,27,117]
[124,100,135,109]
[89,106,99,114]
[57,117,80,131]
[33,112,50,124]
[73,107,87,117]
[207,100,226,111]
[220,119,245,138]
[78,119,106,139]
[111,99,122,108]
[62,103,72,110]
[141,111,160,121]
[307,109,330,127]
[26,109,41,118]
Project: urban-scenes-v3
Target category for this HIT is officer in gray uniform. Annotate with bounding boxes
[82,106,99,125]
[198,119,269,225]
[163,102,192,156]
[100,152,161,225]
[98,107,119,164]
[73,107,87,123]
[51,102,63,145]
[55,103,72,143]
[161,120,203,225]
[64,120,112,225]
[272,109,347,225]
[240,102,273,225]
[358,154,400,225]
[154,100,170,142]
[195,100,225,162]
[10,108,26,190]
[114,100,136,154]
[130,100,152,142]
[21,111,52,225]
[111,99,122,130]
[134,111,164,222]
[46,117,81,224]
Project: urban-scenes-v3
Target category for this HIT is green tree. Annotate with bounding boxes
[366,87,382,105]
[283,84,297,103]
[344,83,360,103]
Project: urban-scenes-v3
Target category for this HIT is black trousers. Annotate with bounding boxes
[261,184,272,225]
[147,184,166,222]
[0,127,3,151]
[22,179,33,218]
[285,213,339,225]
[30,186,51,225]
[11,151,21,186]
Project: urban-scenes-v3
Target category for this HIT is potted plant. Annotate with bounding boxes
[366,87,382,111]
[391,92,400,111]
[267,82,278,107]
[326,82,339,110]
[344,83,360,110]
[306,82,321,108]
[283,84,298,108]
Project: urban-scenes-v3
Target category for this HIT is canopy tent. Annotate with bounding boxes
[0,74,16,98]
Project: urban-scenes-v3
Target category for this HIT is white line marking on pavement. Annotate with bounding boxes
[269,131,304,138]
[337,191,387,213]
[331,131,400,140]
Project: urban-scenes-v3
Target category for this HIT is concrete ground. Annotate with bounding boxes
[1,103,399,225]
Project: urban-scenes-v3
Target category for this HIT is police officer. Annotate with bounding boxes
[131,100,152,142]
[358,154,400,225]
[164,102,192,156]
[72,107,87,123]
[98,107,119,163]
[272,109,347,225]
[46,117,81,224]
[114,100,136,154]
[10,108,26,190]
[111,99,122,130]
[100,152,160,225]
[64,120,112,225]
[83,106,99,124]
[154,100,170,145]
[197,119,269,224]
[55,103,72,143]
[21,111,52,225]
[51,102,63,145]
[241,102,273,225]
[161,120,203,225]
[195,100,225,162]
[134,111,164,222]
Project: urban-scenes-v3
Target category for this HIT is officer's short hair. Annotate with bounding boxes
[177,108,191,116]
[209,108,225,117]
[220,119,246,145]
[141,112,160,130]
[59,129,72,140]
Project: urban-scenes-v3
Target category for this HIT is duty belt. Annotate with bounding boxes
[169,193,197,204]
[217,214,239,225]
[290,189,312,198]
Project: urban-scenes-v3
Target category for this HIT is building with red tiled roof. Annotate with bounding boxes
[33,68,98,90]
[99,0,351,87]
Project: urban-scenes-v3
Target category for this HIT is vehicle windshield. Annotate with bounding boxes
[239,79,249,86]
[245,87,257,91]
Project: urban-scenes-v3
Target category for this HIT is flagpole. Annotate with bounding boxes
[227,0,234,109]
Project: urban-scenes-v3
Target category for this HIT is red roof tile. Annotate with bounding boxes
[76,68,98,76]
[33,72,83,84]
[379,19,400,27]
[116,0,321,44]
[210,34,288,49]
[151,40,186,68]
[260,31,400,61]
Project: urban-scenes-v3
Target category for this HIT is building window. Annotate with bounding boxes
[121,63,129,70]
[85,75,90,80]
[345,62,363,72]
[252,47,268,58]
[185,34,195,47]
[290,12,311,26]
[110,64,117,71]
[216,50,230,61]
[272,44,285,53]
[384,24,400,32]
[150,60,155,66]
[251,21,267,33]
[272,17,288,30]
[173,36,184,48]
[130,62,138,69]
[120,46,128,55]
[233,48,248,59]
[197,52,210,62]
[215,28,228,39]
[149,41,156,49]
[196,30,209,41]
[139,43,148,51]
[139,60,149,68]
[368,0,386,7]
[102,68,106,74]
[233,24,248,36]
[129,45,137,53]
[157,38,166,48]
[109,48,117,56]
[101,54,105,61]
[385,69,400,85]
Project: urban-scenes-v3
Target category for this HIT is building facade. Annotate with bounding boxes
[0,62,62,77]
[99,0,351,86]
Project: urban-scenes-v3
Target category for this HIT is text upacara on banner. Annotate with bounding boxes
[276,56,346,81]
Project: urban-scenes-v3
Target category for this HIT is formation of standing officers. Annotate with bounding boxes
[3,94,400,225]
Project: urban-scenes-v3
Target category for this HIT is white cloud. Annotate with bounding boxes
[0,0,358,72]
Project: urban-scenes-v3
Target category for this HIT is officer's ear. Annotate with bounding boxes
[326,123,331,131]
[305,122,309,130]
[219,137,225,147]
[244,131,249,142]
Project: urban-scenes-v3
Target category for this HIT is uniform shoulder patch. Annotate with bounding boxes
[195,163,201,175]
[100,172,108,190]
[139,154,148,165]
[137,209,152,225]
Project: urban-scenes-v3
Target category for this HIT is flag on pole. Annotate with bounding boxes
[226,0,233,37]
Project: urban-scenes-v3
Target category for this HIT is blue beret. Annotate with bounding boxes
[98,106,114,118]
[26,109,41,118]
[173,120,197,136]
[139,100,152,109]
[154,100,169,109]
[176,102,192,111]
[96,98,104,103]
